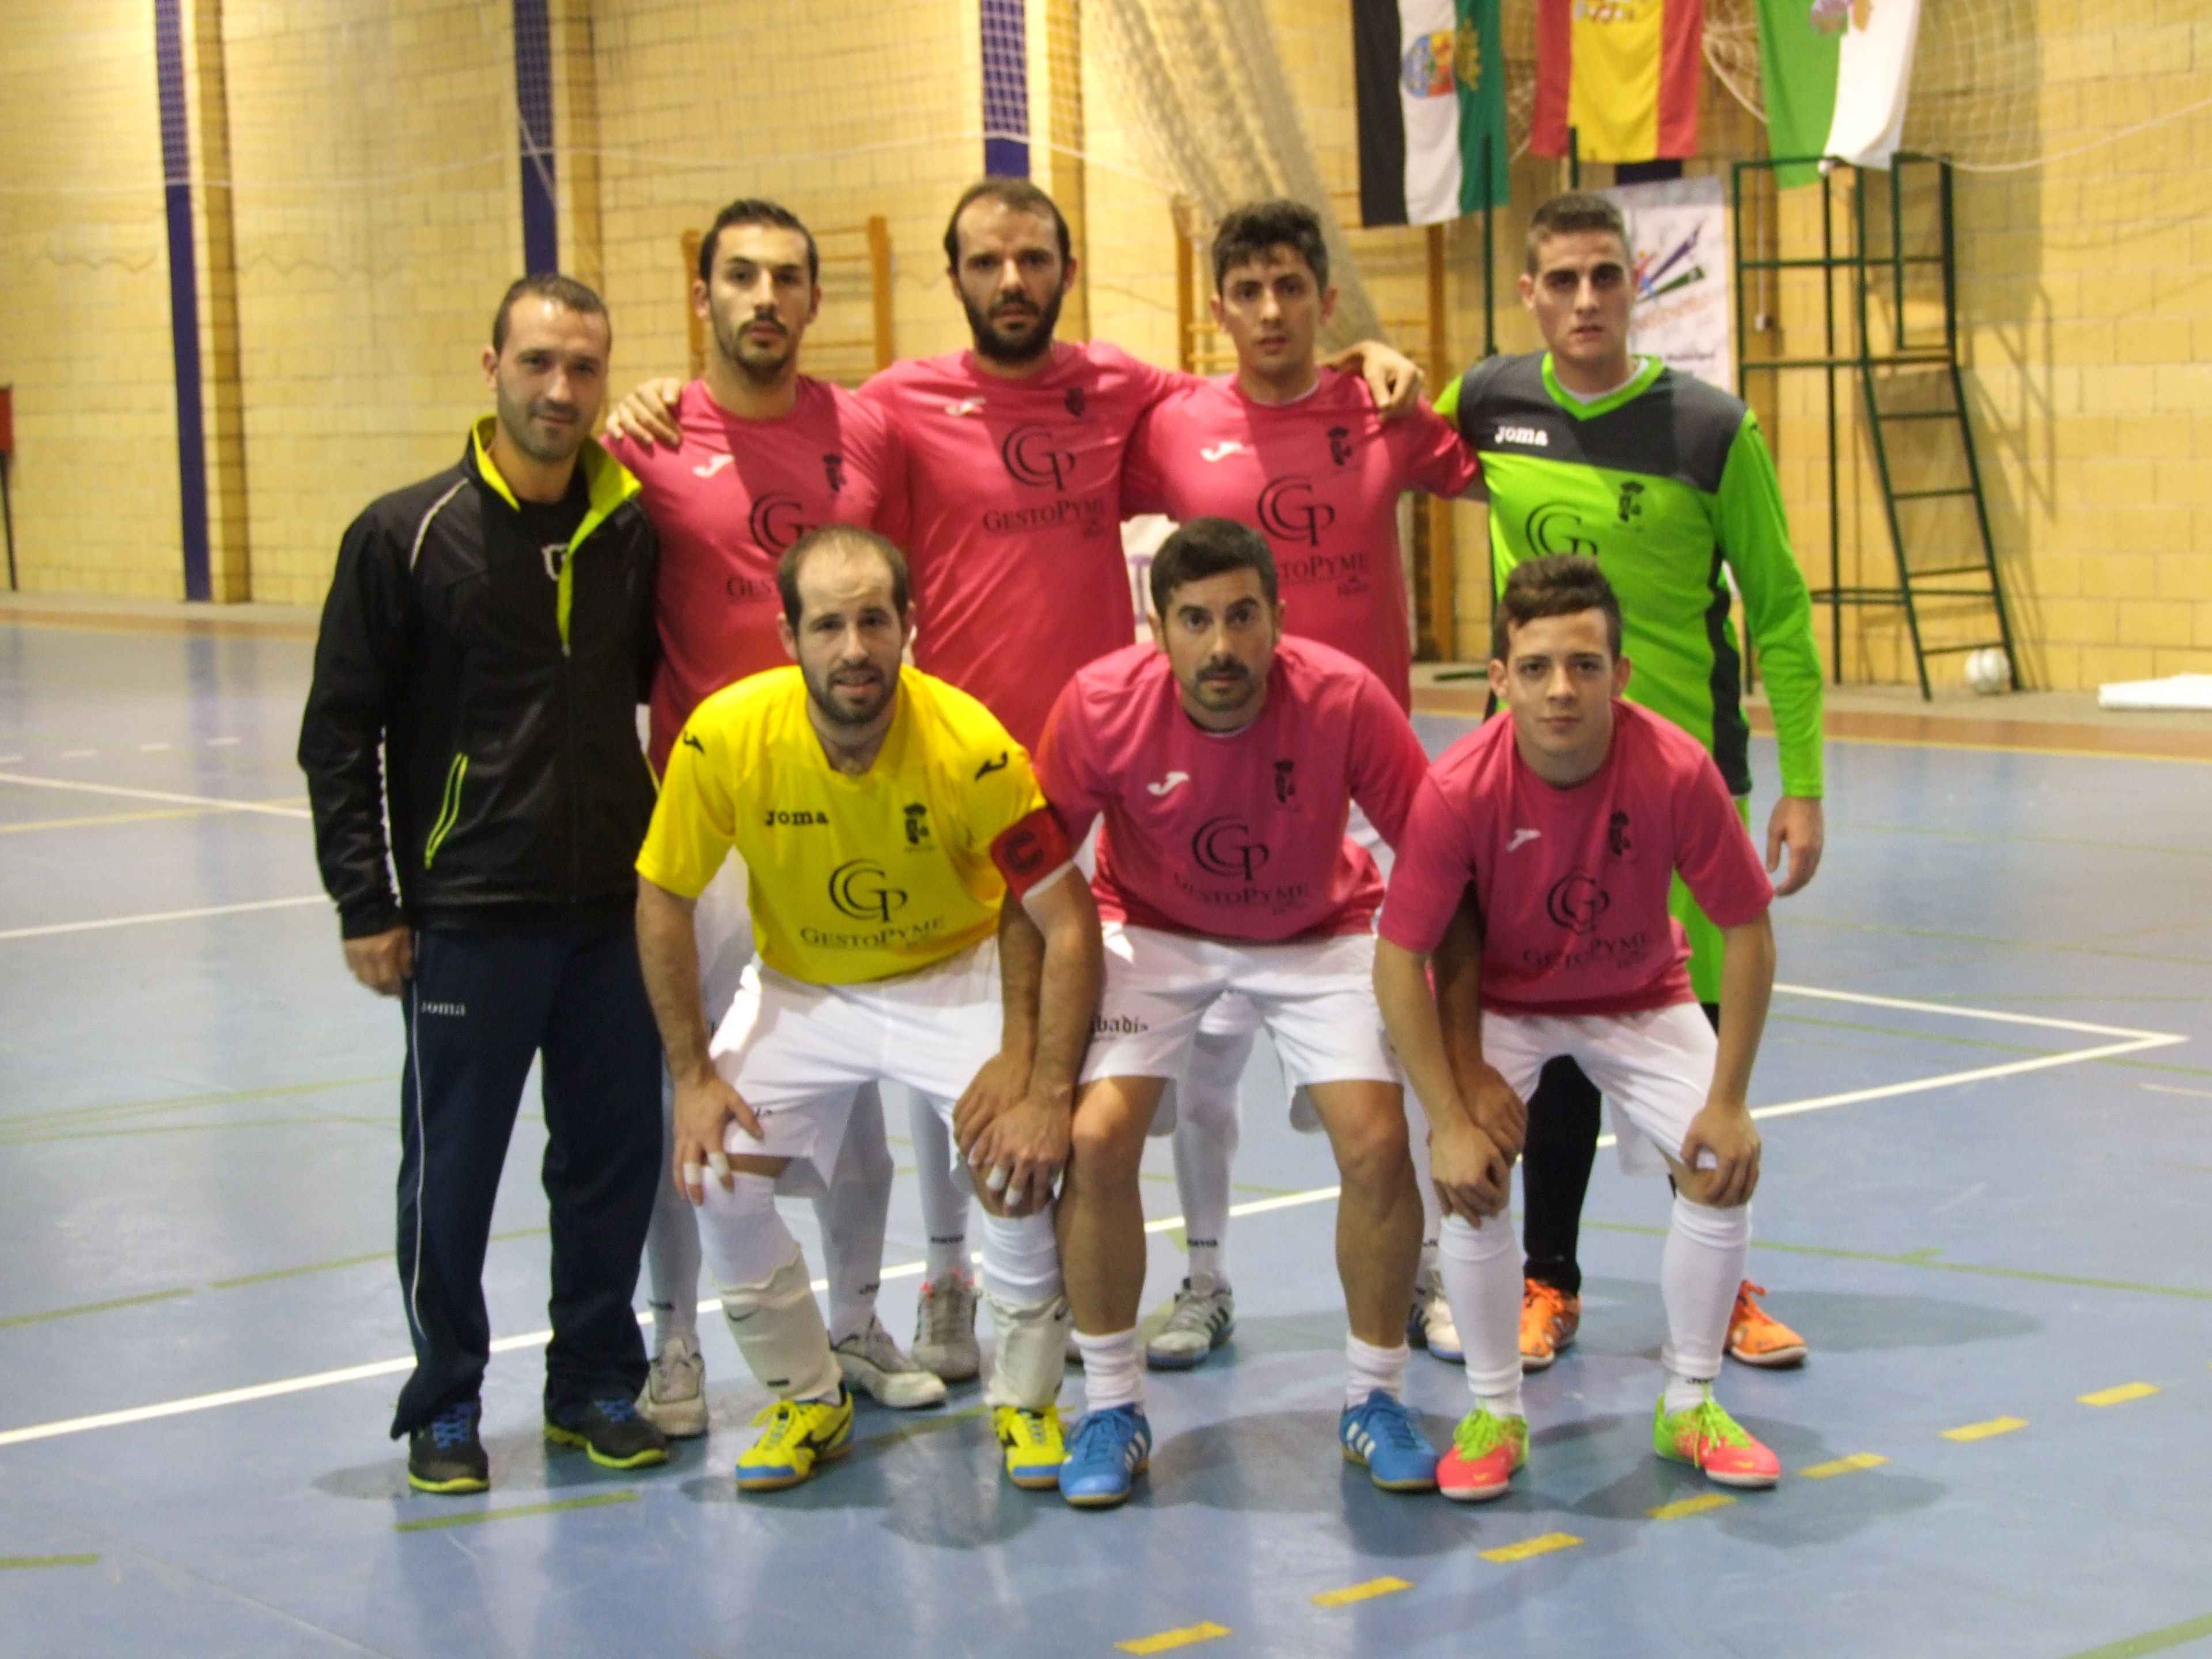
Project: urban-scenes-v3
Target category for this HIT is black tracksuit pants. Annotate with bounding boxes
[391,923,661,1436]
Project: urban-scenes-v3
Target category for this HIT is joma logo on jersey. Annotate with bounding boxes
[1494,424,1550,447]
[829,859,907,922]
[764,808,828,827]
[749,492,813,554]
[1001,425,1077,491]
[1257,476,1336,546]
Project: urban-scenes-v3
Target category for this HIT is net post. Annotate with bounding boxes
[1173,198,1196,376]
[680,230,704,381]
[867,216,895,373]
[1424,221,1456,660]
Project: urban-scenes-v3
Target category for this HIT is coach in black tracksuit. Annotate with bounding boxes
[300,275,668,1493]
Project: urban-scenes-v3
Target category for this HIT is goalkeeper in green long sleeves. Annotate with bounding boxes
[1428,191,1823,1373]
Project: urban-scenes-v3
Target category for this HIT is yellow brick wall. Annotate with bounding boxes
[221,0,518,605]
[5,0,2205,676]
[0,3,183,598]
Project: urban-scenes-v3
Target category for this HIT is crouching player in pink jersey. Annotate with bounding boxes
[1033,517,1440,1509]
[1374,554,1783,1501]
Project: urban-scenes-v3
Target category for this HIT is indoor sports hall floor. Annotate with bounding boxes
[2,606,2209,1659]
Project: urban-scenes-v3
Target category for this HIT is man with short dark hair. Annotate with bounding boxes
[600,198,931,1435]
[1116,199,1481,1369]
[635,525,1101,1493]
[300,272,668,1495]
[1432,190,1824,1373]
[608,180,1427,1397]
[1036,518,1440,1509]
[1376,554,1784,1502]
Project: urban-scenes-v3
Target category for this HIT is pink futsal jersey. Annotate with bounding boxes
[1121,371,1476,708]
[859,341,1181,748]
[1034,635,1432,943]
[604,377,900,773]
[1378,700,1774,1016]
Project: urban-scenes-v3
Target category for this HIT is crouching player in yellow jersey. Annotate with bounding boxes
[634,525,1103,1492]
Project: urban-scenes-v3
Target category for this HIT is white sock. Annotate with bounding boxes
[814,1084,892,1345]
[1172,1027,1250,1291]
[1073,1328,1145,1414]
[978,1206,1062,1307]
[907,1086,971,1283]
[1406,1116,1442,1287]
[1661,1195,1751,1400]
[645,1074,702,1352]
[1438,1213,1525,1416]
[983,1287,1072,1411]
[1344,1335,1411,1408]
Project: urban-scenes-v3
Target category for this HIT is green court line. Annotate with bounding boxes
[0,1554,100,1570]
[0,1287,192,1330]
[1581,1221,2212,1302]
[393,1489,640,1533]
[2056,1612,2212,1659]
[1827,821,2212,861]
[212,1227,548,1289]
[1770,1012,2053,1056]
[4,1114,389,1146]
[1783,916,2212,971]
[0,1074,392,1137]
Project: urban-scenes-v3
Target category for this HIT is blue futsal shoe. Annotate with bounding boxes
[1059,1404,1152,1509]
[1339,1389,1441,1491]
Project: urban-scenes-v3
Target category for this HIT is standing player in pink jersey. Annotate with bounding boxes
[601,199,942,1434]
[1031,517,1441,1509]
[609,178,1425,1387]
[1119,200,1481,1370]
[1374,555,1783,1501]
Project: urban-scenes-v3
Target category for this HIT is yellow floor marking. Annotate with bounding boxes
[393,1490,639,1533]
[1943,1416,2028,1442]
[1116,1622,1232,1654]
[0,1554,99,1570]
[1312,1577,1412,1607]
[2080,1382,2160,1407]
[1650,1493,1737,1520]
[1480,1532,1582,1564]
[1800,1453,1889,1479]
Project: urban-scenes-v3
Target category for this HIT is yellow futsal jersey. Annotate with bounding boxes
[637,665,1050,984]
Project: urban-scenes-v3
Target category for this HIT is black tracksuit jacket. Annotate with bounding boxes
[298,420,660,939]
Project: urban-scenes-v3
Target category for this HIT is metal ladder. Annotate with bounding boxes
[1734,154,2020,698]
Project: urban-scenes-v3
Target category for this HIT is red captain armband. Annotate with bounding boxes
[990,806,1077,901]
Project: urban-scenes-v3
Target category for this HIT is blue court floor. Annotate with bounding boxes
[2,617,2209,1659]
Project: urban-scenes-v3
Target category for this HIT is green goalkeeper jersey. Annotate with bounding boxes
[1437,352,1823,800]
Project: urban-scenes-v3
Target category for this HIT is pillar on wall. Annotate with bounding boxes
[548,0,602,294]
[513,0,558,274]
[156,0,252,603]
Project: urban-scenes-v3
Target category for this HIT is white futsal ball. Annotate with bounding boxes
[1963,647,2010,696]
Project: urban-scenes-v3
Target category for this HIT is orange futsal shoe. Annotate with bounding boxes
[1726,1282,1807,1369]
[1520,1279,1581,1373]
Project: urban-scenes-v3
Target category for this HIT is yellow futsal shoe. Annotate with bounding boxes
[735,1389,854,1493]
[993,1403,1068,1490]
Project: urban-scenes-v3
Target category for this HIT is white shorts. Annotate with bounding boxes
[1480,1001,1719,1178]
[1194,805,1391,1048]
[708,940,1001,1198]
[1082,924,1399,1110]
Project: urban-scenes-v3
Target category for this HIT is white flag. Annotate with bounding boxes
[1824,0,1922,170]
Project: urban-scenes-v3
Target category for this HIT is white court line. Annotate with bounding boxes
[0,896,327,942]
[0,771,311,820]
[0,993,2186,1451]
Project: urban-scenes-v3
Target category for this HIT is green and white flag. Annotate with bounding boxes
[1757,0,1923,188]
[1353,0,1511,226]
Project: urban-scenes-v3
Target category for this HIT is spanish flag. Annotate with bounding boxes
[1530,0,1704,164]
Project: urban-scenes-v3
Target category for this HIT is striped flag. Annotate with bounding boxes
[1758,0,1925,188]
[1354,0,1512,226]
[1530,0,1703,164]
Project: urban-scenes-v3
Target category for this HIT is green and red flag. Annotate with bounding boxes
[1353,0,1512,225]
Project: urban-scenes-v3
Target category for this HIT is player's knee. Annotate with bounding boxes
[1069,1086,1156,1178]
[1331,1107,1414,1196]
